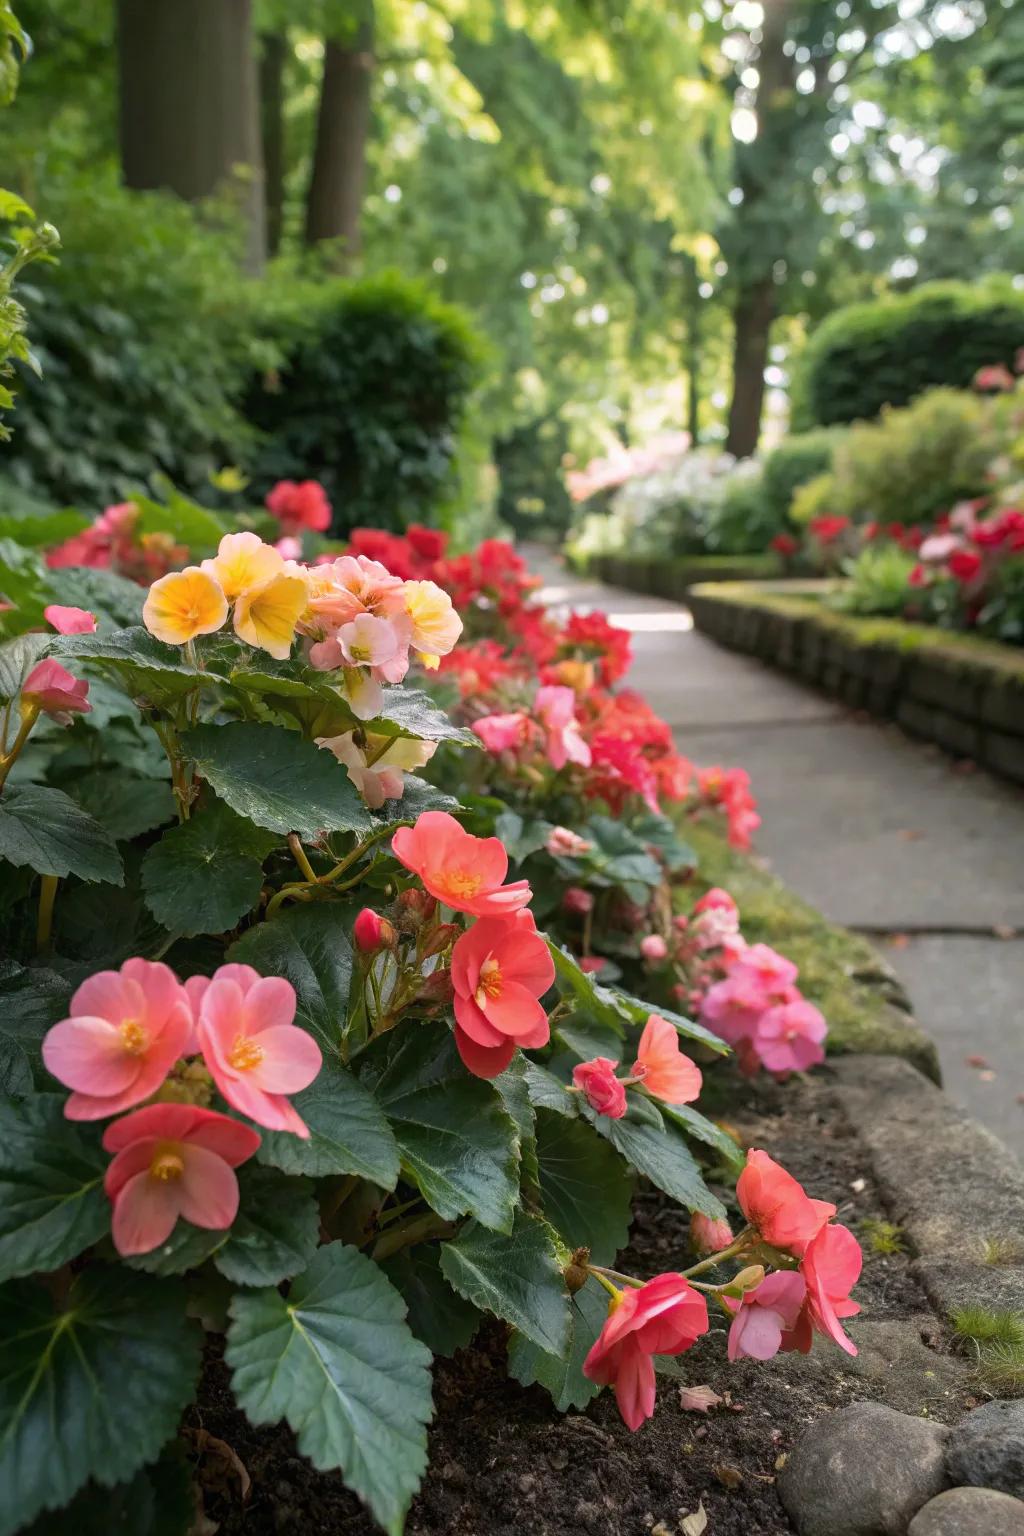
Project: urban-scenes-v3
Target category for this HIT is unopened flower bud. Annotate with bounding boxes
[563,886,594,915]
[420,921,460,959]
[690,1211,735,1256]
[722,1264,765,1299]
[417,967,454,1004]
[353,908,395,953]
[395,888,437,931]
[640,934,668,962]
[563,1246,591,1294]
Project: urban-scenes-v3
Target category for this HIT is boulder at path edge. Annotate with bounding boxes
[908,1485,1024,1535]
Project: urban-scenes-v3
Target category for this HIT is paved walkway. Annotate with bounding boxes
[533,551,1024,1155]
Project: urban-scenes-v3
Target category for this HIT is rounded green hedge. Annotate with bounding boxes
[245,271,482,535]
[792,279,1024,429]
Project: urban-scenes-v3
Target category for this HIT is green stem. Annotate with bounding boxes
[288,833,318,883]
[0,706,38,793]
[36,875,58,953]
[589,1264,645,1289]
[681,1228,754,1279]
[370,1211,453,1262]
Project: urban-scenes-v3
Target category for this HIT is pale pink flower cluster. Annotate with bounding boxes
[300,554,462,720]
[472,684,591,772]
[41,958,321,1256]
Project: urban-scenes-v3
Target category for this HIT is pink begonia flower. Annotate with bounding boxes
[757,998,827,1076]
[563,886,594,915]
[725,1271,807,1361]
[632,1014,702,1105]
[579,955,608,974]
[535,685,591,770]
[573,1057,627,1118]
[546,826,593,857]
[392,810,532,917]
[265,479,332,534]
[196,964,322,1136]
[583,1274,709,1431]
[450,910,555,1077]
[690,1211,734,1256]
[103,1102,261,1257]
[785,1222,862,1356]
[21,659,91,724]
[694,888,737,916]
[42,959,192,1119]
[317,729,436,808]
[473,712,531,754]
[640,934,668,962]
[728,942,798,994]
[337,611,404,670]
[353,908,392,952]
[736,1149,836,1258]
[44,604,97,634]
[700,973,773,1046]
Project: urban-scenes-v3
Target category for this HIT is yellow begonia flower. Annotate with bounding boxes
[202,531,283,601]
[403,579,463,665]
[143,567,229,646]
[233,571,309,659]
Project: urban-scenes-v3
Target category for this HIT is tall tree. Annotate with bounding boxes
[260,31,287,258]
[304,3,375,263]
[117,0,266,271]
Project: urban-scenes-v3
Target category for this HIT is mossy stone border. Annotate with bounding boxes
[688,582,1024,784]
[585,553,780,601]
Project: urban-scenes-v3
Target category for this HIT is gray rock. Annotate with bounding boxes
[947,1399,1024,1498]
[908,1486,1024,1535]
[778,1400,950,1536]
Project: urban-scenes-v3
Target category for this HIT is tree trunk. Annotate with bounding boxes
[260,32,287,258]
[304,15,374,264]
[725,278,775,457]
[723,0,791,456]
[117,0,265,273]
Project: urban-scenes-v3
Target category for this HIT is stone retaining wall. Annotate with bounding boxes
[586,552,779,599]
[689,583,1024,785]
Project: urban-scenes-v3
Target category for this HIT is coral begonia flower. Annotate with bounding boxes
[573,1057,627,1118]
[724,1271,807,1361]
[402,579,463,666]
[266,479,332,534]
[103,1102,260,1256]
[632,1014,702,1105]
[756,998,827,1076]
[44,604,97,634]
[233,570,309,659]
[736,1149,836,1257]
[21,659,91,723]
[143,566,228,645]
[786,1223,862,1357]
[42,958,192,1119]
[473,712,531,753]
[451,910,555,1078]
[392,810,532,917]
[197,967,321,1136]
[201,530,283,600]
[583,1274,709,1431]
[535,685,591,770]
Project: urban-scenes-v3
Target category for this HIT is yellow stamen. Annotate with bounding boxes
[119,1019,149,1055]
[475,955,503,1009]
[444,870,483,900]
[150,1147,185,1182]
[228,1035,265,1072]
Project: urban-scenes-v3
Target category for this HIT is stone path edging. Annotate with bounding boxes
[830,1054,1024,1318]
[687,582,1024,784]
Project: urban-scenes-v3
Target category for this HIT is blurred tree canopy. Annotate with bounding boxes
[1,0,1018,498]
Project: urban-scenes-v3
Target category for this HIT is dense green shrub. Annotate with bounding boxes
[2,173,265,505]
[494,416,574,542]
[792,279,1024,429]
[797,388,990,527]
[760,429,842,525]
[702,462,776,553]
[245,270,482,534]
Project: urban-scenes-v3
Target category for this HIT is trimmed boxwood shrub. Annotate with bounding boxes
[245,270,482,535]
[761,429,842,525]
[792,279,1024,429]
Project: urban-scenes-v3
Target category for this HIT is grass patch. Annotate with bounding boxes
[859,1218,907,1256]
[951,1306,1024,1394]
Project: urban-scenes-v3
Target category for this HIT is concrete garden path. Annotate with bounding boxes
[530,549,1024,1156]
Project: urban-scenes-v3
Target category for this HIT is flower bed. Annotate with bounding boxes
[0,493,916,1536]
[688,581,1024,783]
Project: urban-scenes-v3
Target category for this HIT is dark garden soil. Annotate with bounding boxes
[192,1069,978,1536]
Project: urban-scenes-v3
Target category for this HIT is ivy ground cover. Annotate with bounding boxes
[0,487,861,1535]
